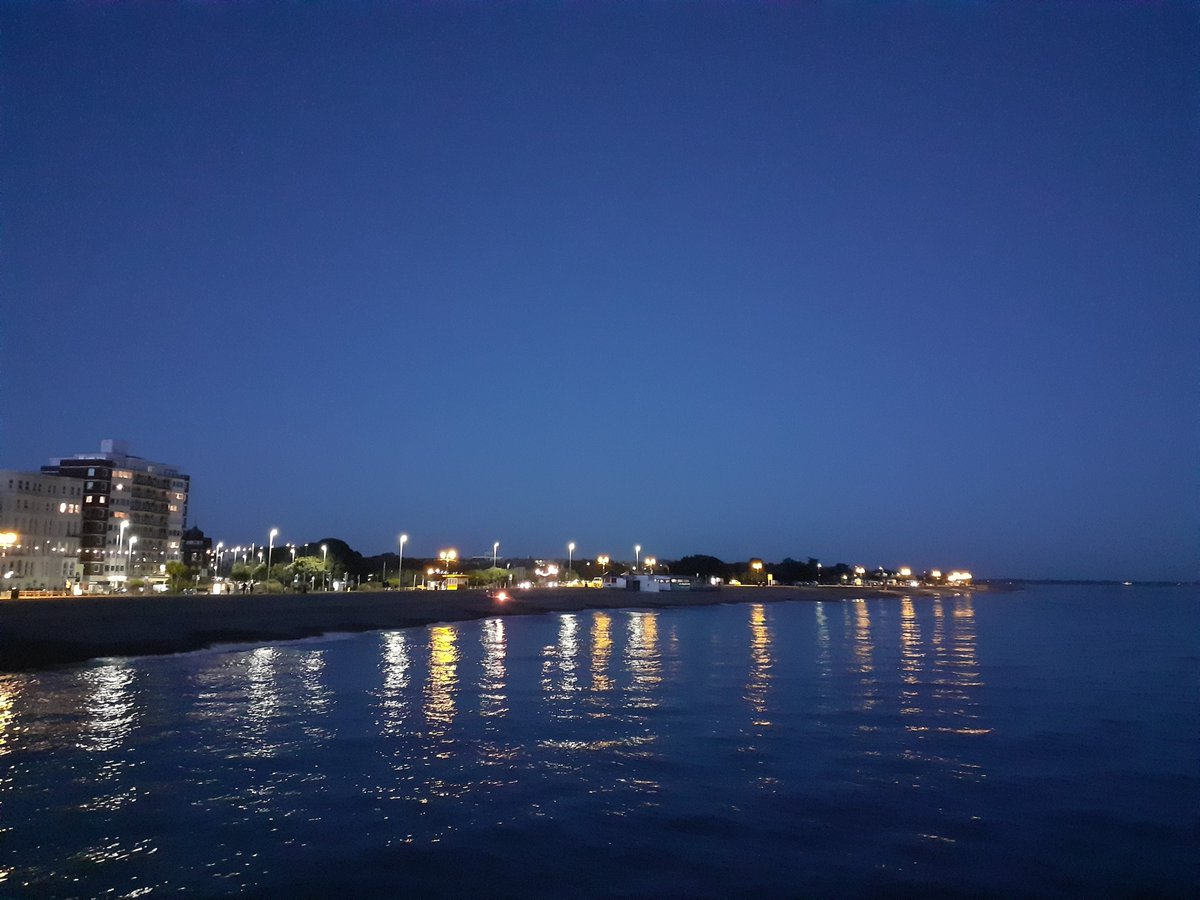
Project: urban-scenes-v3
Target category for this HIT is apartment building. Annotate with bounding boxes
[42,439,190,592]
[0,469,83,591]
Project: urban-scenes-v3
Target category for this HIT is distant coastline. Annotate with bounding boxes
[0,584,979,672]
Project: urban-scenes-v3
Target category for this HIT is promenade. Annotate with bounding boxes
[0,584,971,671]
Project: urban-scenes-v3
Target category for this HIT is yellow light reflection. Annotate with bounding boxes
[852,600,878,711]
[626,611,661,708]
[745,603,772,727]
[0,677,18,757]
[591,611,613,692]
[425,626,458,735]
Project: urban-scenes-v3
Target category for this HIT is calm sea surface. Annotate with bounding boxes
[1,585,1196,898]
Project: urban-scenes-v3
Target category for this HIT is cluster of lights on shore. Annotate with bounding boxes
[203,529,971,587]
[1,521,969,592]
[205,530,679,580]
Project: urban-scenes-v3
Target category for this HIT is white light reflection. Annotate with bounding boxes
[379,631,411,736]
[899,597,923,718]
[76,661,141,813]
[299,650,332,743]
[0,676,19,758]
[244,647,282,758]
[480,617,508,718]
[79,662,137,754]
[558,614,580,694]
[815,601,832,693]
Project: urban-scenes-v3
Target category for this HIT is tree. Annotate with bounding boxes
[292,555,327,589]
[165,561,190,593]
[674,555,730,580]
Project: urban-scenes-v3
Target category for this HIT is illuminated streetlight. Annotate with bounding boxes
[267,528,278,580]
[398,534,408,590]
[567,542,575,580]
[127,535,138,583]
[493,541,499,568]
[635,545,641,571]
[321,544,329,590]
[597,555,610,574]
[646,557,656,573]
[751,559,764,586]
[215,540,224,576]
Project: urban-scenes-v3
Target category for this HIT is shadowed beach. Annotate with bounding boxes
[0,585,974,671]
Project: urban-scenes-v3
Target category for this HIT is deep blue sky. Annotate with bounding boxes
[3,3,1197,580]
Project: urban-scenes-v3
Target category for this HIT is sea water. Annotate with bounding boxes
[1,585,1196,897]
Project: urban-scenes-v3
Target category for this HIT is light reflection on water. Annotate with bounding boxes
[79,661,138,755]
[1,589,1197,898]
[425,626,458,737]
[746,603,772,728]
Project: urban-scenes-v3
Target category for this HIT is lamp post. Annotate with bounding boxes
[127,536,138,586]
[215,541,224,577]
[398,534,407,590]
[493,541,499,568]
[597,555,610,574]
[567,542,575,581]
[646,557,656,573]
[267,528,278,581]
[321,544,328,591]
[635,545,641,571]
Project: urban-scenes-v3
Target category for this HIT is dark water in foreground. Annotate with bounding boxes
[2,585,1197,898]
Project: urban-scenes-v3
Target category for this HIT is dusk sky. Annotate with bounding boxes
[2,3,1196,581]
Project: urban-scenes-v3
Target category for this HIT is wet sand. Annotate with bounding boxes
[0,584,971,671]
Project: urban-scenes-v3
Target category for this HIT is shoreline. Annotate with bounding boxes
[0,584,984,672]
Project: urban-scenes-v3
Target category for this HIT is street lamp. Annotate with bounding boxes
[321,544,328,591]
[646,557,656,573]
[267,528,278,580]
[398,534,407,590]
[597,555,610,574]
[127,535,138,585]
[493,541,499,568]
[635,545,641,571]
[567,542,575,581]
[216,541,224,576]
